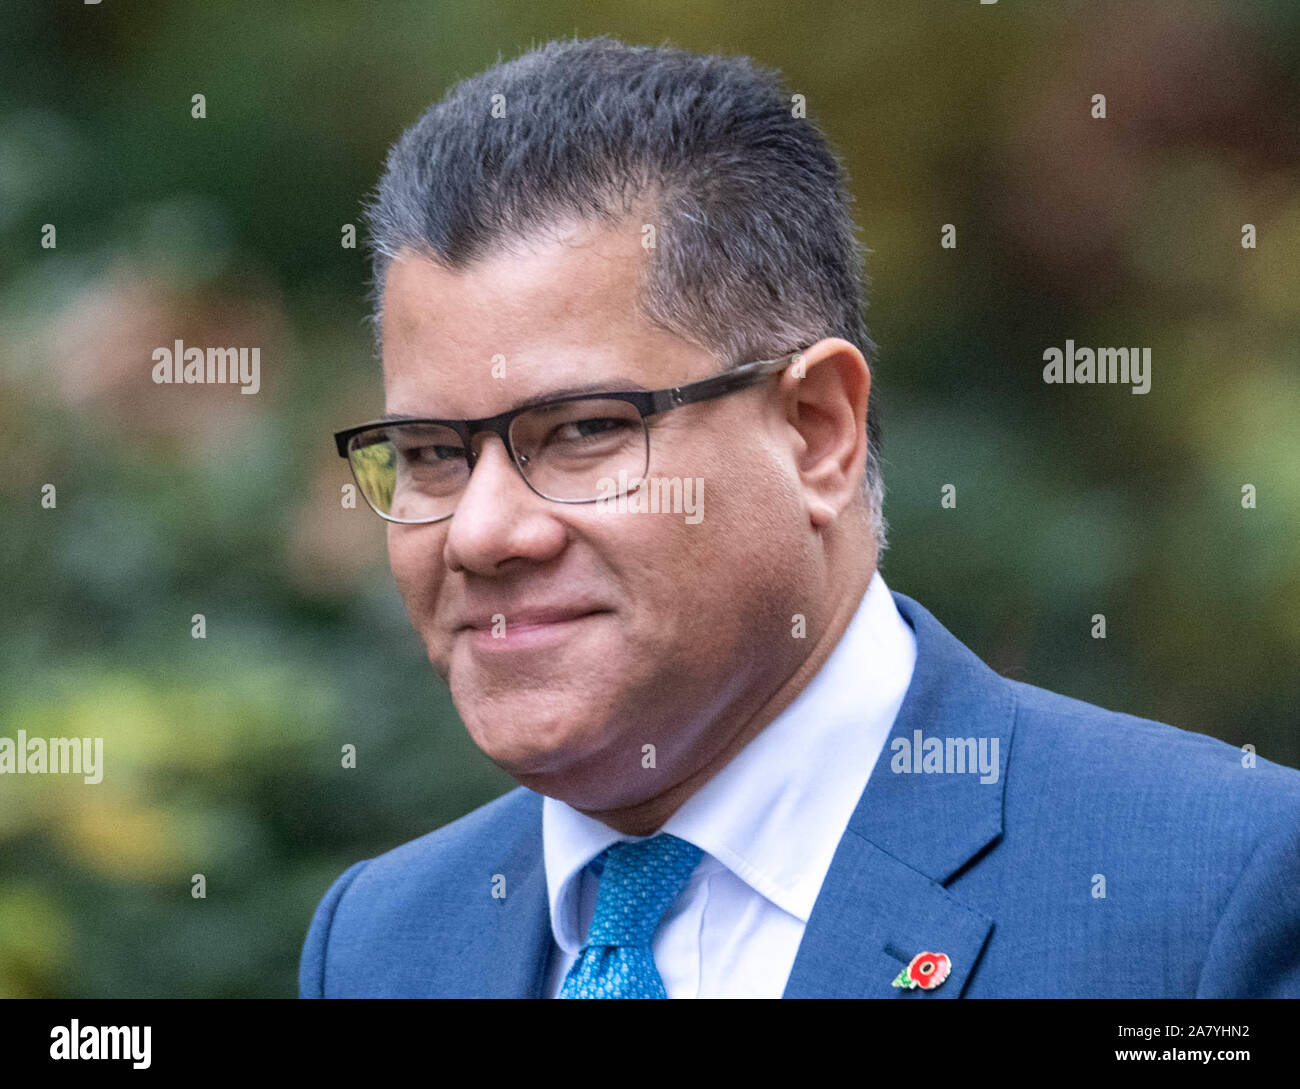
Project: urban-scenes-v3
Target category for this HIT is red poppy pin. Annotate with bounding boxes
[892,951,951,991]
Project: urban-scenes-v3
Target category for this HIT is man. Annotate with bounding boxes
[301,36,1300,998]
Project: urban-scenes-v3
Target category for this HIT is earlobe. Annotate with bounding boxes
[808,497,837,528]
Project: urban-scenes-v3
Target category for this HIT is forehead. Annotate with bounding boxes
[383,219,700,386]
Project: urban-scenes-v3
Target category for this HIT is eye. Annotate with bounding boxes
[553,417,632,442]
[409,444,466,463]
[392,437,465,465]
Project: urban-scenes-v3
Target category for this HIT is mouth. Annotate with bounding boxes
[454,607,613,653]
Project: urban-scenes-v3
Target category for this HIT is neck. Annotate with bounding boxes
[581,554,877,837]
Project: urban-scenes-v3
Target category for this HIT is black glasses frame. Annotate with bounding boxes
[333,350,804,523]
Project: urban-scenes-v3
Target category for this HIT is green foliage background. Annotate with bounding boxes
[1,0,1297,997]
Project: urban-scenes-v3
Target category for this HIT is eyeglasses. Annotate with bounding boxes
[334,350,804,524]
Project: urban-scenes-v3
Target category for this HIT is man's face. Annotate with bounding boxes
[382,222,821,809]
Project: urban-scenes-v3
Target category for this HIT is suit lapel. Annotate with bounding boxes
[782,833,994,998]
[784,592,1015,998]
[452,792,555,998]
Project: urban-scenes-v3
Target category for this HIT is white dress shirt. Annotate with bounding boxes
[542,570,918,998]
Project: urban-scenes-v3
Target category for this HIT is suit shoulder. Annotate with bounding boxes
[301,785,545,996]
[1003,676,1300,837]
[315,784,541,934]
[313,785,541,917]
[355,784,543,884]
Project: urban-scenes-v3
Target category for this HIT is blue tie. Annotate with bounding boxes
[558,833,703,999]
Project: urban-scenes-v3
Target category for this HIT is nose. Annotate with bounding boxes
[442,432,568,575]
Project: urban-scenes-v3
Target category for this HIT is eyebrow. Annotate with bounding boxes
[381,378,649,422]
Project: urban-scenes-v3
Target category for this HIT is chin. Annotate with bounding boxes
[460,696,614,777]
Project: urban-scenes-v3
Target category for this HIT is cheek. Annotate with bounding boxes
[704,445,811,600]
[631,435,805,626]
[681,407,792,501]
[387,525,445,618]
[692,427,799,541]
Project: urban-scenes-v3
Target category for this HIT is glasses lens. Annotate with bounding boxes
[510,398,648,500]
[348,423,468,522]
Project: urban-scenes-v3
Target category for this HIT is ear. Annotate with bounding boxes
[774,338,870,528]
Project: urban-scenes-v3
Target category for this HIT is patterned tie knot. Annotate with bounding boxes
[585,833,703,948]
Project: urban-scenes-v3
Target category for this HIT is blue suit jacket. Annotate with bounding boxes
[300,592,1300,997]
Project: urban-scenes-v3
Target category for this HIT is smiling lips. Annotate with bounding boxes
[456,606,611,652]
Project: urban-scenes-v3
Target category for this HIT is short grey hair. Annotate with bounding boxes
[364,35,887,553]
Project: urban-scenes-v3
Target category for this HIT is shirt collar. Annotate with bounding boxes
[542,570,917,953]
